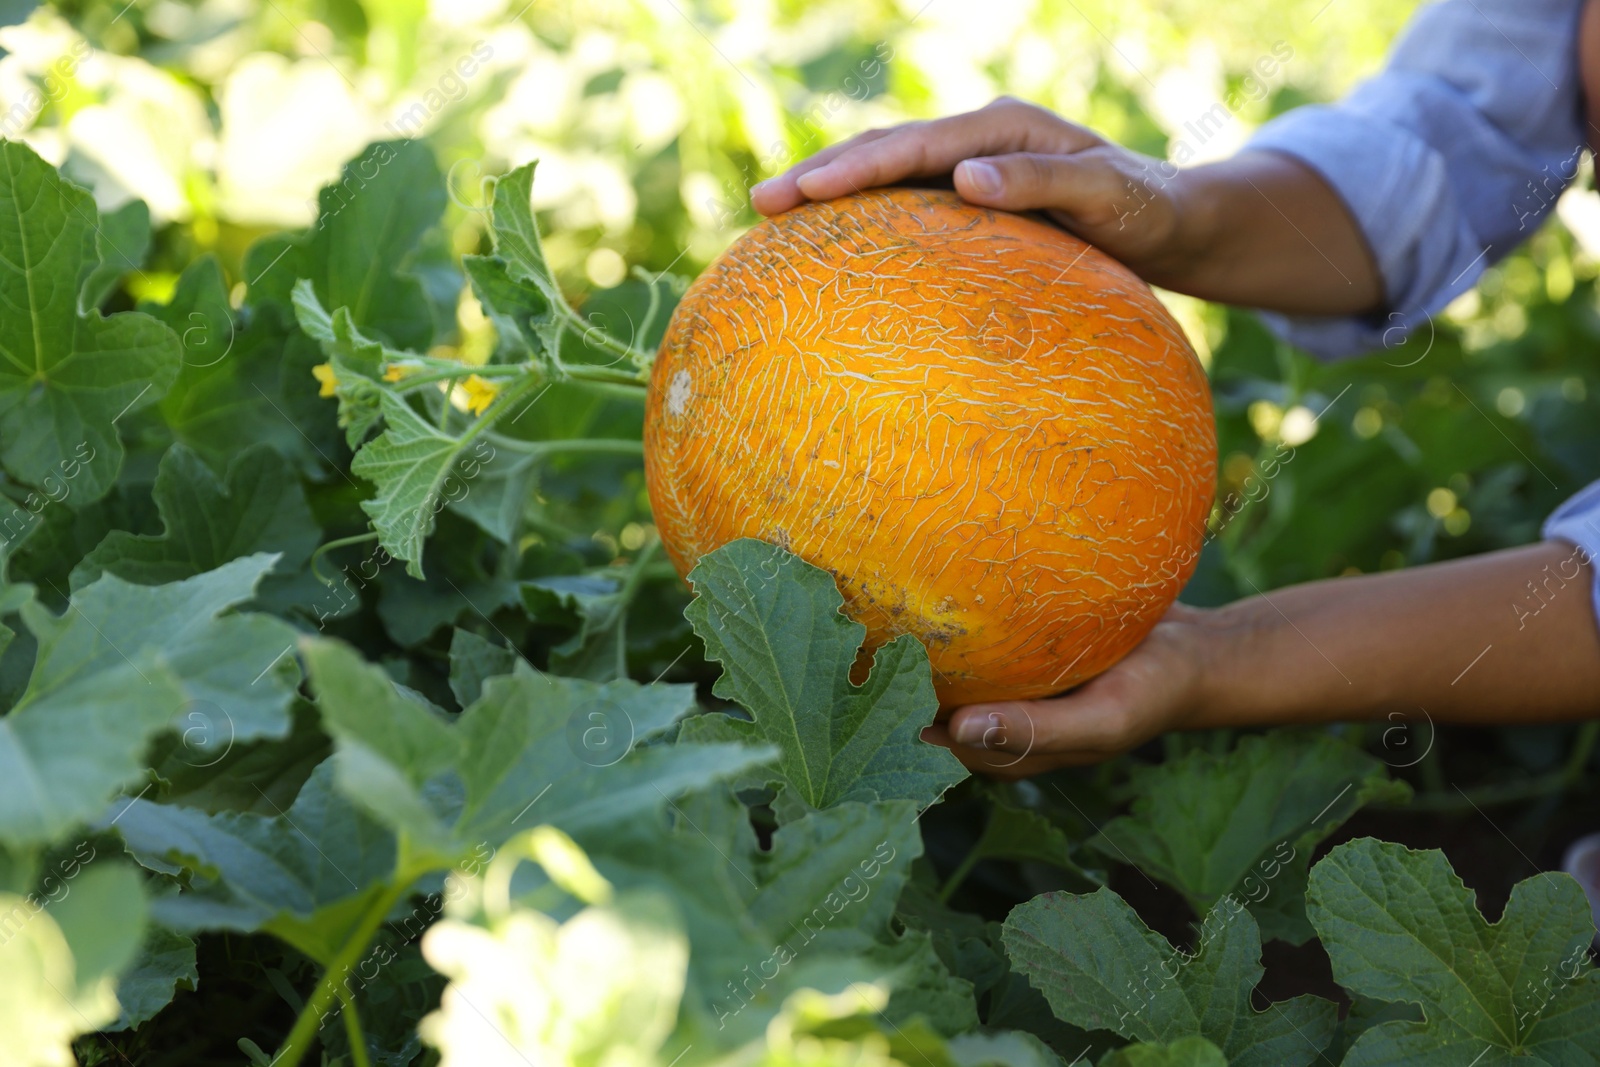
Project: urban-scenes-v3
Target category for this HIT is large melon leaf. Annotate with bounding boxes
[1003,888,1337,1066]
[681,538,967,818]
[1089,732,1410,943]
[0,140,180,501]
[1308,838,1600,1065]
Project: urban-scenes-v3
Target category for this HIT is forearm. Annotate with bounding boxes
[1152,150,1385,317]
[1194,541,1600,728]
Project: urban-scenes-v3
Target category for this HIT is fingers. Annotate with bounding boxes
[750,128,894,215]
[752,97,1101,215]
[950,692,1141,756]
[922,722,1118,779]
[952,149,1135,225]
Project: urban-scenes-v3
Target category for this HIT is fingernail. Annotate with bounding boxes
[961,160,1001,195]
[751,179,772,195]
[953,712,1001,747]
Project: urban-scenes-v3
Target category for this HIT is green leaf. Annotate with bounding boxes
[1307,838,1600,1064]
[45,861,147,985]
[525,571,632,681]
[896,878,1012,1003]
[0,864,145,1063]
[1003,889,1336,1067]
[588,784,933,1047]
[945,1030,1071,1067]
[444,434,540,542]
[80,198,151,310]
[0,646,184,850]
[248,140,445,352]
[1090,731,1409,943]
[148,699,330,816]
[447,627,517,708]
[145,257,320,472]
[960,790,1104,892]
[106,759,397,964]
[1100,1037,1229,1067]
[452,663,771,846]
[463,253,551,361]
[748,798,922,956]
[22,554,300,746]
[291,286,393,449]
[463,162,566,360]
[0,140,180,501]
[372,521,520,646]
[683,538,966,814]
[299,637,461,854]
[72,442,318,589]
[350,388,506,577]
[105,926,197,1031]
[1,482,147,610]
[298,633,773,866]
[871,928,982,1035]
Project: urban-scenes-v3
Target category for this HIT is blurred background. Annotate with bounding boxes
[8,0,1600,608]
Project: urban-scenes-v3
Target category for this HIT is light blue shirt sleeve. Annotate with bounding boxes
[1243,0,1588,360]
[1543,481,1600,622]
[1241,0,1600,621]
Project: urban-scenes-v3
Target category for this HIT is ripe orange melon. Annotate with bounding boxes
[644,188,1215,707]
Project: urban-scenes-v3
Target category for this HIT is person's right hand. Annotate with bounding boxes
[750,96,1201,287]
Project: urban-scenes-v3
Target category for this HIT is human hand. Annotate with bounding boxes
[922,603,1224,779]
[750,96,1201,286]
[749,96,1384,316]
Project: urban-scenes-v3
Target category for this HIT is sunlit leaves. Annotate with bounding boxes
[0,141,179,501]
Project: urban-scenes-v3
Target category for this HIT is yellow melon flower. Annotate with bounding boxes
[383,362,419,383]
[312,363,338,397]
[461,374,500,415]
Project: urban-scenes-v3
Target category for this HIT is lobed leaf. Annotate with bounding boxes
[247,140,445,352]
[1003,888,1336,1067]
[682,538,966,817]
[463,162,566,361]
[107,759,397,964]
[71,442,318,590]
[21,553,300,745]
[1307,838,1600,1064]
[0,140,180,501]
[1090,731,1410,943]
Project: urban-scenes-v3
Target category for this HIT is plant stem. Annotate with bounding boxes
[271,881,407,1067]
[391,357,649,394]
[310,532,381,586]
[938,838,985,905]
[338,984,373,1067]
[394,363,529,388]
[569,319,655,369]
[1394,721,1598,812]
[557,377,651,405]
[493,437,645,458]
[604,538,662,678]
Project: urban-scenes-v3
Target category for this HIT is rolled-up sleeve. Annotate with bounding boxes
[1243,0,1588,360]
[1543,481,1600,624]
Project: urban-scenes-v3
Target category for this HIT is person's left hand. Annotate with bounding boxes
[921,603,1224,779]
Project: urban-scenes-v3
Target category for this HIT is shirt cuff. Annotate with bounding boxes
[1541,480,1600,629]
[1243,103,1486,360]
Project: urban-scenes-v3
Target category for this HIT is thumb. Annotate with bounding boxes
[953,151,1154,229]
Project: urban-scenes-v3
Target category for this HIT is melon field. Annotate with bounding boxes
[2,2,1600,1065]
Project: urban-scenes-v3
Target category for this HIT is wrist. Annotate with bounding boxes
[1178,596,1281,729]
[1142,163,1225,289]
